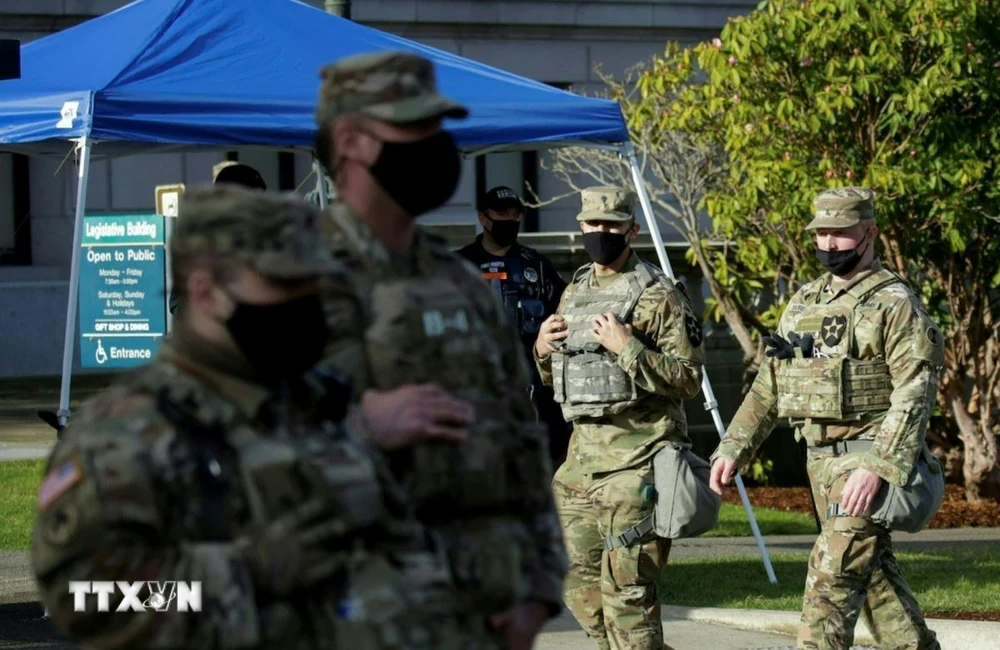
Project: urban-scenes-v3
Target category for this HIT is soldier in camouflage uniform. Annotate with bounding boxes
[313,51,567,649]
[32,185,466,649]
[534,187,706,650]
[710,187,943,650]
[168,161,267,315]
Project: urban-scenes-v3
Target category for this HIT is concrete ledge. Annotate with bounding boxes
[0,551,38,606]
[662,605,1000,650]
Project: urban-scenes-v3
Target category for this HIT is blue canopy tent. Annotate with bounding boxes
[0,0,775,582]
[0,0,629,154]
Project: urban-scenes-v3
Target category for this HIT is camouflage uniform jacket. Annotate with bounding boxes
[713,260,944,487]
[319,201,567,615]
[32,335,444,649]
[535,253,705,474]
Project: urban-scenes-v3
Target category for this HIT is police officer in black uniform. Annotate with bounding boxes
[458,186,572,466]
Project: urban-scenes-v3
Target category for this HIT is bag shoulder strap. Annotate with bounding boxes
[602,515,654,551]
[843,269,905,308]
[571,263,593,284]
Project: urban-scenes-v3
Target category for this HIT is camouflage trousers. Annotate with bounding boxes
[552,454,671,650]
[798,452,940,650]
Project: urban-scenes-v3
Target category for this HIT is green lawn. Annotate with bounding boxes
[0,464,817,550]
[5,458,999,614]
[660,549,1000,614]
[705,502,818,537]
[3,463,817,547]
[0,459,44,550]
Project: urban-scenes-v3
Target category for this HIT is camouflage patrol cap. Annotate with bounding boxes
[315,51,468,125]
[172,185,336,279]
[576,186,637,222]
[805,187,876,230]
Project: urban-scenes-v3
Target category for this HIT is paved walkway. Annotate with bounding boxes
[0,602,800,650]
[671,526,1000,559]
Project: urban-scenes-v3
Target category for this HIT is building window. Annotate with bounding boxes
[0,153,31,265]
[472,82,573,233]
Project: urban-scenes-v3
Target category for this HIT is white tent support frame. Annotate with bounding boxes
[621,142,777,584]
[57,136,92,427]
[53,135,775,583]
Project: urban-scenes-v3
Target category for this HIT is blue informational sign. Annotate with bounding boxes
[78,214,166,369]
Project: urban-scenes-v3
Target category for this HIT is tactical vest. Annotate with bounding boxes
[475,254,546,339]
[362,267,550,517]
[133,360,450,649]
[774,269,900,423]
[551,260,661,419]
[327,212,559,615]
[328,213,552,521]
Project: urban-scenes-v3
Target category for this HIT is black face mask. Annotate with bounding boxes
[816,234,870,276]
[485,217,521,247]
[225,292,329,381]
[369,131,461,218]
[583,231,630,266]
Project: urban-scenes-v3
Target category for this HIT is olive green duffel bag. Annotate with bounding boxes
[870,444,945,533]
[602,443,721,551]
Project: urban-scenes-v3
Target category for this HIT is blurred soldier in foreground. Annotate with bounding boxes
[314,51,567,649]
[534,187,706,650]
[710,187,945,650]
[32,185,465,649]
[458,186,572,466]
[167,161,267,315]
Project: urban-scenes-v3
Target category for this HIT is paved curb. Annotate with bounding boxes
[662,605,1000,650]
[0,551,38,605]
[670,527,1000,559]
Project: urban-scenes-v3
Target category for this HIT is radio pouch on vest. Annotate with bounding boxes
[868,444,944,533]
[602,444,721,550]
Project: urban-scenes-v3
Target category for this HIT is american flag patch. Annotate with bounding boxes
[38,459,82,511]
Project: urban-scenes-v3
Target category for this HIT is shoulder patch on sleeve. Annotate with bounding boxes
[913,320,946,366]
[658,279,703,348]
[684,310,703,347]
[38,456,84,511]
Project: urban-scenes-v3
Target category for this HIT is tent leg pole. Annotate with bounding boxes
[622,142,778,585]
[57,137,93,427]
[313,160,329,210]
[164,216,175,333]
[623,142,672,277]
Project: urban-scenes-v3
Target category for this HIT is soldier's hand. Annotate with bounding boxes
[361,384,472,450]
[762,332,795,360]
[840,468,883,517]
[489,601,550,650]
[710,457,737,495]
[591,312,632,355]
[534,315,568,359]
[241,498,346,598]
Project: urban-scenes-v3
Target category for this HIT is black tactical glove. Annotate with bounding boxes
[240,498,346,599]
[762,332,795,360]
[787,332,815,358]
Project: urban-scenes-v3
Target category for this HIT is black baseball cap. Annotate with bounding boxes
[479,186,523,214]
[214,163,267,191]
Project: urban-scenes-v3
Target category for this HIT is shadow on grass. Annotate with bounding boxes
[660,549,1000,614]
[0,374,117,416]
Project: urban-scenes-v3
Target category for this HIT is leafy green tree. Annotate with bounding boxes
[543,0,1000,500]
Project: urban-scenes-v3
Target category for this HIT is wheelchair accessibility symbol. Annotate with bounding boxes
[95,340,108,365]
